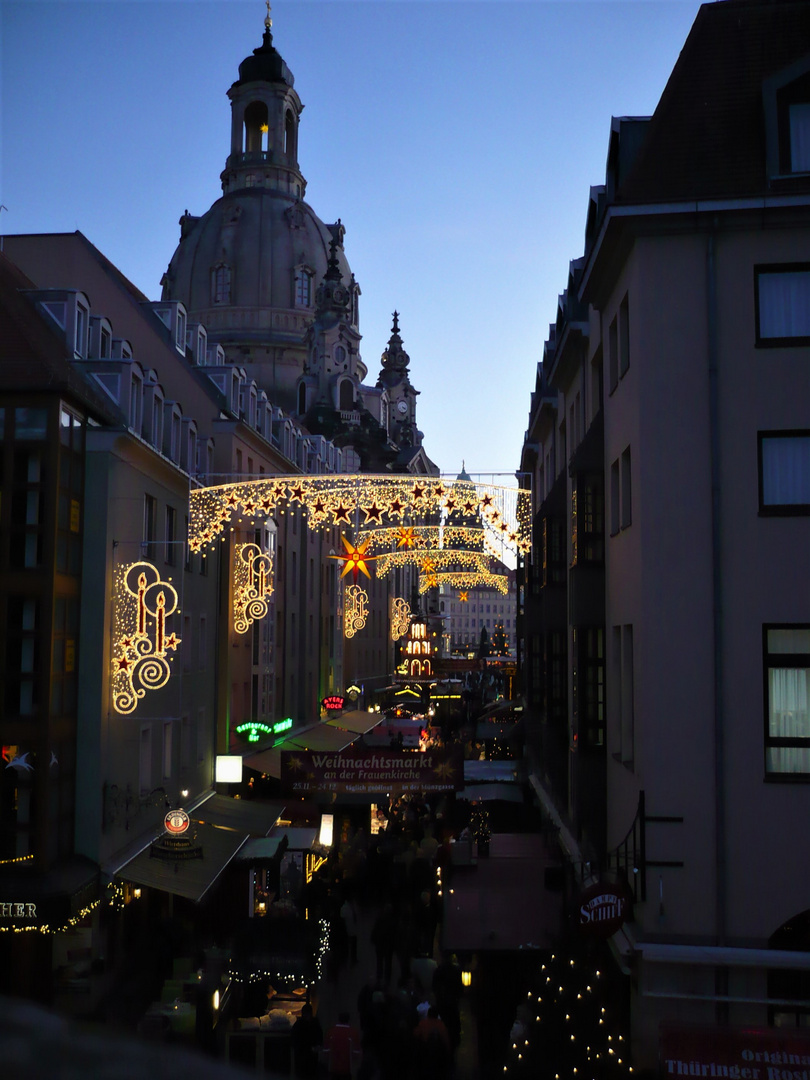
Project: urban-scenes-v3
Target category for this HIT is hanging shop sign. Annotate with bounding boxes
[235,718,292,743]
[578,880,631,937]
[280,747,463,797]
[164,808,190,835]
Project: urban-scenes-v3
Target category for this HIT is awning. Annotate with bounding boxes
[235,837,286,863]
[460,782,525,804]
[192,793,286,836]
[115,822,248,903]
[245,746,282,778]
[270,826,318,850]
[463,760,524,784]
[442,833,562,952]
[286,726,358,752]
[325,712,384,736]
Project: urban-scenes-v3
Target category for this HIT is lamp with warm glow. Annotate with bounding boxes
[213,989,220,1011]
[461,970,472,987]
[319,813,334,847]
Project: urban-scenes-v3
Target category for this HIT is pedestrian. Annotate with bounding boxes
[340,892,360,968]
[413,1006,451,1080]
[324,1011,362,1080]
[291,1002,323,1078]
[371,903,395,986]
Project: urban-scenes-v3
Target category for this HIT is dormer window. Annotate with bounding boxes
[764,62,810,179]
[75,302,88,357]
[196,328,207,366]
[176,308,187,353]
[100,326,111,358]
[790,102,810,172]
[130,372,143,434]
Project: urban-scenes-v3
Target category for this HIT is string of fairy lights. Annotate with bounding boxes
[188,474,531,558]
[0,881,125,935]
[502,953,633,1079]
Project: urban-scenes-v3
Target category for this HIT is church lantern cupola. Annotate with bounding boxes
[221,3,306,199]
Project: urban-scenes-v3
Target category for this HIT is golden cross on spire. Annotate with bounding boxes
[265,1,272,30]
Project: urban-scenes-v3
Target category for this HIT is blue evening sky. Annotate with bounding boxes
[1,0,703,478]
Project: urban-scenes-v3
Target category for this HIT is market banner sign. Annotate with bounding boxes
[661,1025,810,1080]
[280,748,463,796]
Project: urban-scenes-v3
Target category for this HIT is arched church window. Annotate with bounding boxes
[339,380,354,412]
[334,345,347,365]
[244,101,269,156]
[284,109,295,159]
[212,265,231,305]
[294,268,313,307]
[297,382,307,416]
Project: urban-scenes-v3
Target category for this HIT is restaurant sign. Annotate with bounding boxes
[281,748,463,796]
[661,1025,810,1080]
[578,880,631,937]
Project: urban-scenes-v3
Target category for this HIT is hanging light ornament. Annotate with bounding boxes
[330,534,376,581]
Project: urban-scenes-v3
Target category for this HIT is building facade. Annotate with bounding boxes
[520,1,810,1068]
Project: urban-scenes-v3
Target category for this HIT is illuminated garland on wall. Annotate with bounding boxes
[0,882,125,935]
[344,584,368,638]
[233,542,274,634]
[418,570,510,595]
[188,475,531,557]
[390,597,412,641]
[112,562,181,715]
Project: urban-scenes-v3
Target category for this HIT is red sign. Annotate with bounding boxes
[164,808,190,835]
[661,1025,810,1079]
[281,748,463,796]
[578,880,630,937]
[322,695,345,711]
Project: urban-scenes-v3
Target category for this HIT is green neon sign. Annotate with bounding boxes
[236,717,293,743]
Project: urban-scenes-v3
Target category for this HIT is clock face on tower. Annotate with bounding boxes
[396,401,408,415]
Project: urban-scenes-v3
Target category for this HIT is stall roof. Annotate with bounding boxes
[270,826,318,850]
[463,760,524,784]
[115,822,248,903]
[325,712,384,736]
[245,746,281,778]
[286,726,358,752]
[460,782,525,804]
[193,794,286,836]
[235,837,285,862]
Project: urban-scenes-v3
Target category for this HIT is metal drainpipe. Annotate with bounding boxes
[707,224,729,1018]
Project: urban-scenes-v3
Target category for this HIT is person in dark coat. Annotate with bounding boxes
[371,903,396,986]
[291,1003,323,1078]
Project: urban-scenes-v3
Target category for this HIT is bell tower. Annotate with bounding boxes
[220,3,306,199]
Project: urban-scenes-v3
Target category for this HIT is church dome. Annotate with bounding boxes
[159,20,357,412]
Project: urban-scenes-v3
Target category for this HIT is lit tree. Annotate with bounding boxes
[491,620,508,657]
[502,948,632,1080]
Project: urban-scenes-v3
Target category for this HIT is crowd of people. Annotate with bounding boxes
[293,791,470,1080]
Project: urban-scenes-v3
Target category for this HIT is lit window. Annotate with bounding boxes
[756,265,810,345]
[759,432,810,513]
[765,626,810,775]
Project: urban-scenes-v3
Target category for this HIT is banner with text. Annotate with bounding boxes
[280,748,463,796]
[660,1025,810,1080]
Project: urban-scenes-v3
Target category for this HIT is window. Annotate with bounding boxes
[759,432,810,513]
[165,505,176,565]
[764,626,810,776]
[143,494,156,560]
[612,625,635,765]
[75,302,88,357]
[139,726,152,794]
[212,264,231,305]
[755,265,810,345]
[620,447,632,528]
[608,314,619,393]
[790,102,810,172]
[162,721,173,780]
[295,268,313,307]
[176,308,186,352]
[610,460,620,536]
[619,295,630,377]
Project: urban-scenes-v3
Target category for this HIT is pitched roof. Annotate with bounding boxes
[0,252,120,422]
[618,0,810,203]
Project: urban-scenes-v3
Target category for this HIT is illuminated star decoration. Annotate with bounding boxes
[458,591,469,602]
[396,526,417,549]
[331,535,376,581]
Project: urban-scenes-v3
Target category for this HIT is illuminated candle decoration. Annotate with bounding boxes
[112,562,181,715]
[390,597,412,641]
[344,583,368,638]
[233,542,274,634]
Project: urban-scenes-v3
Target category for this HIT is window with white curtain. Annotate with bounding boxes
[759,432,810,512]
[756,265,810,344]
[765,626,810,776]
[790,102,810,173]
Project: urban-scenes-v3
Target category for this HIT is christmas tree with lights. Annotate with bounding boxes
[491,621,509,656]
[502,947,632,1080]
